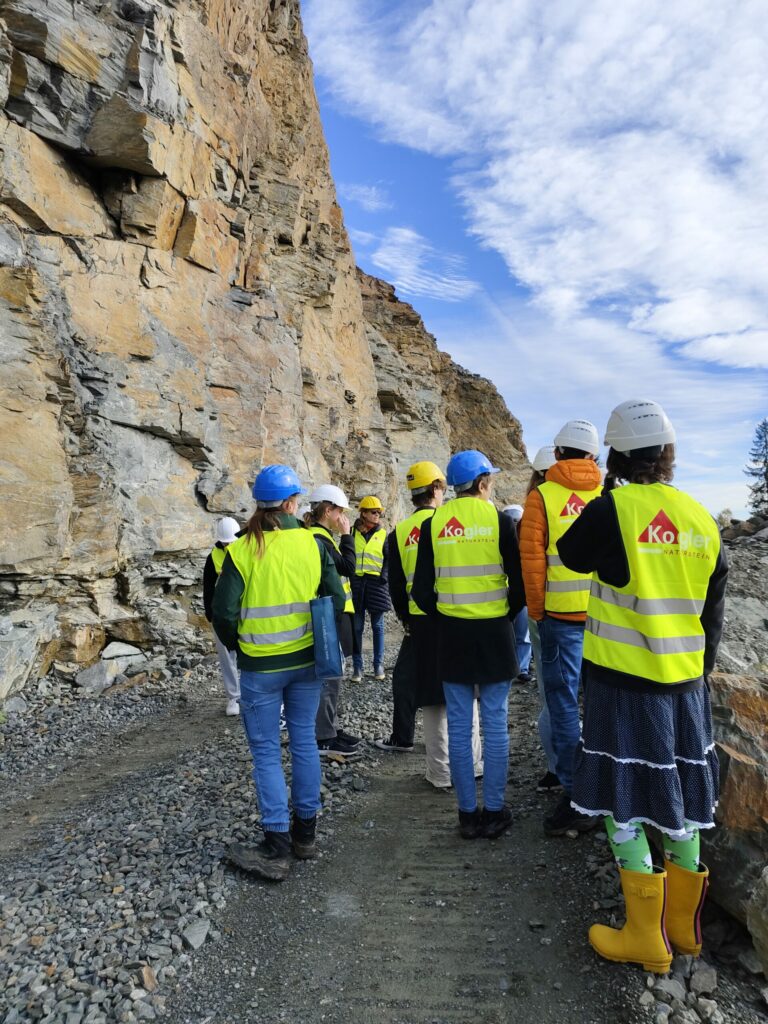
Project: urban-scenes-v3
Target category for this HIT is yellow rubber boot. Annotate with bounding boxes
[665,860,709,956]
[589,866,673,973]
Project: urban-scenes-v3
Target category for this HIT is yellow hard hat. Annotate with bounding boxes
[406,461,446,492]
[359,495,384,511]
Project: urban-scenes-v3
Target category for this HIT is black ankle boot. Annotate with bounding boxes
[228,831,292,881]
[480,805,513,839]
[458,808,481,839]
[290,814,317,860]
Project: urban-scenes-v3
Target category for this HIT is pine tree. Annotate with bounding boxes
[745,418,768,516]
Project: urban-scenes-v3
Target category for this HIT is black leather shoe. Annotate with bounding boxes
[543,793,599,837]
[290,814,317,860]
[480,805,513,839]
[458,808,482,839]
[228,833,291,881]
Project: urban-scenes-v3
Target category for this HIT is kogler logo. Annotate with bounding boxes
[438,516,492,540]
[405,526,421,547]
[560,493,586,518]
[638,510,712,551]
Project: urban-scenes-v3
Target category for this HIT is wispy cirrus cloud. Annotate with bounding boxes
[370,227,480,302]
[305,0,768,370]
[338,182,393,212]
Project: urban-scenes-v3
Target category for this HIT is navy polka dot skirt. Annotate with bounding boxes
[571,673,719,837]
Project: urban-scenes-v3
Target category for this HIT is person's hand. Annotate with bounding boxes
[337,512,351,535]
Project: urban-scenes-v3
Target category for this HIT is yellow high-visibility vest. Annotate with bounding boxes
[583,483,720,685]
[395,507,435,617]
[309,526,354,614]
[354,526,386,577]
[211,545,227,575]
[227,529,321,660]
[539,479,601,614]
[431,497,509,619]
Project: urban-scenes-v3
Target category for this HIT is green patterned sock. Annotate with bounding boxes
[604,816,653,874]
[662,823,700,872]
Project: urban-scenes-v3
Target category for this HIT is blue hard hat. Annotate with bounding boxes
[252,464,306,501]
[446,450,501,488]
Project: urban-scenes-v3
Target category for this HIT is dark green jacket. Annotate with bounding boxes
[212,514,346,673]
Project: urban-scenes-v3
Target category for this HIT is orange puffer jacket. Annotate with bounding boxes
[519,459,602,622]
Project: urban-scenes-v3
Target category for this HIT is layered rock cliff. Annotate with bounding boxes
[0,0,528,695]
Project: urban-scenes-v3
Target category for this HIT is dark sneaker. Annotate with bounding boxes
[536,771,563,793]
[228,833,291,881]
[515,671,533,684]
[543,793,599,836]
[290,815,317,860]
[336,729,361,747]
[373,735,414,752]
[318,737,361,759]
[458,808,482,839]
[481,805,514,839]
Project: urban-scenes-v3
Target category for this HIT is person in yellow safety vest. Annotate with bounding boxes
[351,495,391,682]
[412,450,526,840]
[377,461,484,788]
[203,517,242,716]
[557,400,728,975]
[519,418,603,837]
[304,484,362,760]
[212,465,346,883]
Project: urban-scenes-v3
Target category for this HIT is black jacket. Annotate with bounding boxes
[411,503,526,685]
[202,546,227,621]
[557,490,729,692]
[350,524,391,614]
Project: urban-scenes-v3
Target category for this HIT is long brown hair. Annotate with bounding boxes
[525,469,547,495]
[604,444,675,492]
[244,504,289,556]
[303,501,333,528]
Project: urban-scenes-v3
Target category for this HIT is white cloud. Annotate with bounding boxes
[304,0,768,369]
[338,182,393,212]
[348,227,377,249]
[370,227,480,302]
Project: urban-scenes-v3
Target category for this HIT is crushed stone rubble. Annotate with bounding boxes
[1,612,766,1023]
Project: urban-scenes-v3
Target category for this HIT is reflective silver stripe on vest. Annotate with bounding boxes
[585,617,705,655]
[240,623,311,644]
[438,588,508,605]
[240,601,311,620]
[590,583,705,617]
[545,579,592,593]
[435,564,504,578]
[364,553,384,564]
[546,555,564,567]
[405,572,415,582]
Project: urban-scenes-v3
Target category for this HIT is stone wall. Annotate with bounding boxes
[0,0,527,695]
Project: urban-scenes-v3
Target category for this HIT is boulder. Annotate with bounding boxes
[0,605,58,699]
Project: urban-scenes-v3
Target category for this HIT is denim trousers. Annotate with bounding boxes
[512,607,532,675]
[538,616,585,792]
[529,618,556,774]
[443,680,511,813]
[239,665,322,832]
[352,608,385,673]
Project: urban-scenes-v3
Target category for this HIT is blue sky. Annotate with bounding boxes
[303,0,768,516]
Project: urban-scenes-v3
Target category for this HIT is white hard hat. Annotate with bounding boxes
[503,504,524,523]
[215,517,240,544]
[532,445,556,472]
[604,399,676,453]
[308,484,350,508]
[553,419,599,456]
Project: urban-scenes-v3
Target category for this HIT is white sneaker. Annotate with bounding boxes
[350,671,363,683]
[225,699,240,717]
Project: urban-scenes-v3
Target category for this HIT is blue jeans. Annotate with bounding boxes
[444,681,511,813]
[352,608,385,673]
[512,607,532,675]
[529,619,556,774]
[539,617,585,792]
[239,666,322,832]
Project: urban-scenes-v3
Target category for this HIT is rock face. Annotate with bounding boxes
[702,520,768,970]
[0,0,527,695]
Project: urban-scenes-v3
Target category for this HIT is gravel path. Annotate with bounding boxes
[1,636,766,1024]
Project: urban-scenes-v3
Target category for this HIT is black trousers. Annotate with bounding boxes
[391,632,418,745]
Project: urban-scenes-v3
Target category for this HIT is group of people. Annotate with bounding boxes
[203,398,728,976]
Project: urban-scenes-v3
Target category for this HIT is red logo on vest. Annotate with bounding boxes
[560,493,586,517]
[438,516,464,538]
[638,510,679,545]
[405,525,421,547]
